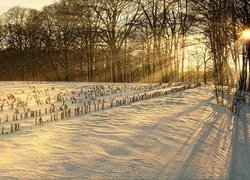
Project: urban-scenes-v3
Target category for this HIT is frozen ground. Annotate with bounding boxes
[0,82,249,179]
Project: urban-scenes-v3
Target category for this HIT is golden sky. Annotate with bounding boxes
[0,0,59,14]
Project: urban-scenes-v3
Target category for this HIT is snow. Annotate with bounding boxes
[0,82,249,179]
[230,93,250,180]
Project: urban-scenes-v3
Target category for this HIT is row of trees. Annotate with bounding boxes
[0,0,249,96]
[190,0,250,110]
[0,0,210,83]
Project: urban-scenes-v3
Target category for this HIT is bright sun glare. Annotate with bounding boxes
[241,29,250,40]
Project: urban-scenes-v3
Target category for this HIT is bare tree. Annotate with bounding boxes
[94,0,141,82]
[40,4,62,80]
[72,0,100,82]
[52,0,78,81]
[3,6,30,80]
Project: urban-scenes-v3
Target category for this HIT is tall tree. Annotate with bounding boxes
[53,0,78,81]
[94,0,141,82]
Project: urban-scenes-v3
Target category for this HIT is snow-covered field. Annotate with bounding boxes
[0,82,249,179]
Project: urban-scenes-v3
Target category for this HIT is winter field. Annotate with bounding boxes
[0,82,249,179]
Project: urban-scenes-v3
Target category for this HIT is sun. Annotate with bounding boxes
[241,29,250,41]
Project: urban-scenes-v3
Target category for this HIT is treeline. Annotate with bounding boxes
[0,0,199,82]
[0,0,249,87]
[190,0,250,108]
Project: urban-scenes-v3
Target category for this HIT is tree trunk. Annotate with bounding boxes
[204,62,207,84]
[247,42,250,92]
[181,35,186,82]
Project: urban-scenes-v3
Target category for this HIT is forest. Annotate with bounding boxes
[0,0,249,88]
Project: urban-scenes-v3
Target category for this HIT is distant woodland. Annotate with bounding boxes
[0,0,249,86]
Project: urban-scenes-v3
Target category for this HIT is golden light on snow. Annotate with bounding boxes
[240,29,250,41]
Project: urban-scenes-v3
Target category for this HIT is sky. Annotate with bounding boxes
[0,0,59,15]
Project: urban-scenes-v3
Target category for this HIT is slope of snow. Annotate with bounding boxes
[0,82,248,179]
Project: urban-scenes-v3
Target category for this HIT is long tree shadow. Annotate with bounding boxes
[125,94,216,179]
[229,103,250,180]
[132,96,215,141]
[152,99,233,179]
[175,104,233,179]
